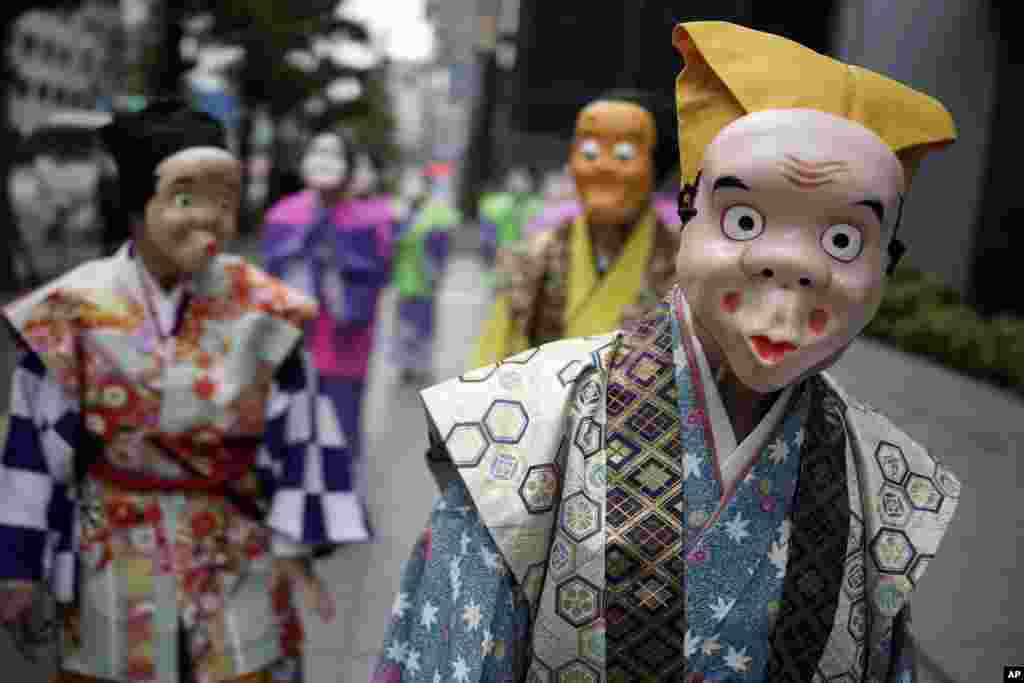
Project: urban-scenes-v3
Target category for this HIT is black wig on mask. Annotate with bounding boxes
[585,88,678,187]
[98,98,227,216]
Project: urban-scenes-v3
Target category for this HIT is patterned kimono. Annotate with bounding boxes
[0,244,365,683]
[375,291,962,682]
[262,190,394,468]
[473,206,680,368]
[392,198,461,376]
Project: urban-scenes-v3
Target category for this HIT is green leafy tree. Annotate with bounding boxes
[142,2,397,221]
[331,64,401,170]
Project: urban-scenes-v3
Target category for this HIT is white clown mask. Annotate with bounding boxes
[675,109,906,394]
[301,132,349,191]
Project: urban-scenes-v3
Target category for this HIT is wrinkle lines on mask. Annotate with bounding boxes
[777,154,850,189]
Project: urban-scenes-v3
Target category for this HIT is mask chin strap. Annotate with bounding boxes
[677,169,702,227]
[886,194,907,276]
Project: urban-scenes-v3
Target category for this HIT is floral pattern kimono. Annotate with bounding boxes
[375,292,962,682]
[0,244,364,682]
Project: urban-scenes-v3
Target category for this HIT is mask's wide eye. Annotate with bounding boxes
[821,223,863,262]
[612,141,636,162]
[721,204,765,241]
[577,138,601,162]
[172,193,194,209]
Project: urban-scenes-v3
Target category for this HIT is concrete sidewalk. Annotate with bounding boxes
[2,247,1019,682]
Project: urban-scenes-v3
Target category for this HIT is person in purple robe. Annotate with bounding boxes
[261,129,396,526]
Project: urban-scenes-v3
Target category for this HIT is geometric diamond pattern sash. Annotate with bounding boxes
[605,309,688,682]
[604,302,846,682]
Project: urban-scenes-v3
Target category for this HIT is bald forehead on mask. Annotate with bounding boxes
[704,109,905,236]
[153,147,242,200]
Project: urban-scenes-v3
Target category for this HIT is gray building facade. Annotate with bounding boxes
[832,0,999,296]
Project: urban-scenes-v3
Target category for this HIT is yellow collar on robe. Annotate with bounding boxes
[564,208,656,338]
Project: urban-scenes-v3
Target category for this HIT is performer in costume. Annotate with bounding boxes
[392,165,462,386]
[522,192,682,239]
[262,129,395,476]
[472,89,680,368]
[0,100,362,683]
[477,167,543,290]
[374,22,962,683]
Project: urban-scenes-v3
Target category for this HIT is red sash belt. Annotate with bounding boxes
[88,435,262,493]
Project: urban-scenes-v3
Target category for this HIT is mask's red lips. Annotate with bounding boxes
[750,335,798,363]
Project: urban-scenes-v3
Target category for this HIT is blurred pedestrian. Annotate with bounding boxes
[477,166,543,288]
[520,164,578,239]
[0,98,345,683]
[391,164,462,386]
[261,128,395,491]
[472,89,681,367]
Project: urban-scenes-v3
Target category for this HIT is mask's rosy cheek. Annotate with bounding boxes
[721,292,740,314]
[809,308,830,335]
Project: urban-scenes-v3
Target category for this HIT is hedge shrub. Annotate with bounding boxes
[865,266,1024,395]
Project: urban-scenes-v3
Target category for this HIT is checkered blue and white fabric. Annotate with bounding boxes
[0,348,77,599]
[0,344,369,602]
[263,346,372,548]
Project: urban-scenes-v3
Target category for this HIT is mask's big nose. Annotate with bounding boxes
[741,239,831,291]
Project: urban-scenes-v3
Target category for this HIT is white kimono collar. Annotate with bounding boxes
[118,242,188,336]
[675,289,795,491]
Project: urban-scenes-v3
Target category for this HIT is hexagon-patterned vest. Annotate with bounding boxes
[421,330,961,682]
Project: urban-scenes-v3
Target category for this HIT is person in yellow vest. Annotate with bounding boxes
[374,22,963,683]
[472,89,680,367]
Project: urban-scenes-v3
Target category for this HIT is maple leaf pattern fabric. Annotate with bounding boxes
[373,479,531,683]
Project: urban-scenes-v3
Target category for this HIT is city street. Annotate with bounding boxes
[1,241,1021,682]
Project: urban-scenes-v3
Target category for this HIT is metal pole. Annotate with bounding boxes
[457,6,500,219]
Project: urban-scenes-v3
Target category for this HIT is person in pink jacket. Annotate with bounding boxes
[262,130,396,532]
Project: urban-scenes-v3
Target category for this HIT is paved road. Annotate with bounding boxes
[2,240,1020,681]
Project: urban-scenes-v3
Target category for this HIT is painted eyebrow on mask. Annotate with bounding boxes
[854,199,885,225]
[162,175,199,189]
[712,173,885,224]
[712,175,750,192]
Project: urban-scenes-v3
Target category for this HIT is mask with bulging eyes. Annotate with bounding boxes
[569,100,656,227]
[675,109,905,394]
[301,133,349,191]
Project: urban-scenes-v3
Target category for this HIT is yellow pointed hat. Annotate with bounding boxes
[673,21,956,189]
